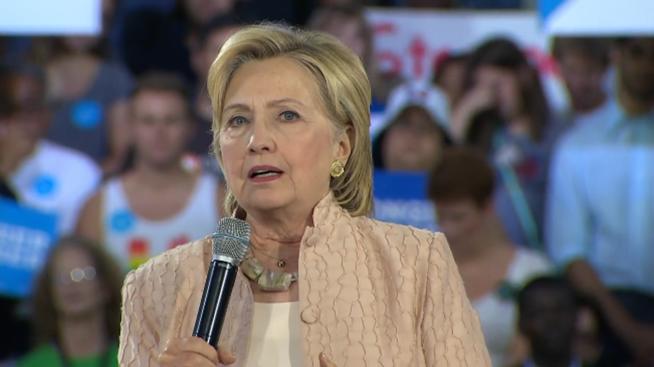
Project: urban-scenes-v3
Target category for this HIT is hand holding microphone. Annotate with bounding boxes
[159,218,251,366]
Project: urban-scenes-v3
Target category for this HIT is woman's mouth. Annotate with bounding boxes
[248,166,284,182]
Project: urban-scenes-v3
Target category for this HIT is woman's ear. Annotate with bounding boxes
[335,125,353,164]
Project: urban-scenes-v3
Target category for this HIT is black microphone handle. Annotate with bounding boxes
[192,260,238,347]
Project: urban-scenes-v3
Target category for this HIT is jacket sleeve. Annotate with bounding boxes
[118,268,161,366]
[421,233,491,366]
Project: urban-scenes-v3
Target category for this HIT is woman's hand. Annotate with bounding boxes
[159,337,236,366]
[319,352,337,367]
[449,84,496,143]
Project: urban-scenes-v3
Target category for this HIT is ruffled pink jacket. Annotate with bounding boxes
[119,194,490,366]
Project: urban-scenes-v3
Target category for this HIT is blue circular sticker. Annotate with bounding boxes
[109,210,136,233]
[71,100,103,129]
[32,175,57,197]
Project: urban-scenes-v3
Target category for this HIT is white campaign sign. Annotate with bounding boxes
[0,0,101,35]
[366,8,555,81]
[365,8,567,130]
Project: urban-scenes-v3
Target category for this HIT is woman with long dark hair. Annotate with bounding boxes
[18,236,123,367]
[450,37,561,250]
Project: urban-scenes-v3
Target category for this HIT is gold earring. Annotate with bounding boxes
[330,160,344,178]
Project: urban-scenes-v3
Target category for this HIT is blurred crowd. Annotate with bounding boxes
[1,0,653,366]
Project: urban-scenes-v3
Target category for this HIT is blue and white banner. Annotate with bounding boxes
[539,0,654,35]
[373,170,437,232]
[0,199,57,297]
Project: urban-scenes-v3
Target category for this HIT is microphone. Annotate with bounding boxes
[193,217,251,347]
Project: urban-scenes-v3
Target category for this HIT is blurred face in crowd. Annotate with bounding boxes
[615,37,654,104]
[193,26,241,79]
[558,51,607,113]
[1,74,49,156]
[183,0,235,26]
[320,16,367,62]
[62,36,101,53]
[436,58,467,107]
[435,198,490,245]
[520,286,578,355]
[218,57,350,215]
[131,90,192,169]
[382,106,444,172]
[51,245,107,318]
[474,65,523,120]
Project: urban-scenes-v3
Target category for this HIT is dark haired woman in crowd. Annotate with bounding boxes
[18,236,123,367]
[450,37,562,250]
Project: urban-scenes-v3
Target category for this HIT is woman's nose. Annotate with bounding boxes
[247,121,275,153]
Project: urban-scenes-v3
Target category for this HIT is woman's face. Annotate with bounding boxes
[63,36,101,53]
[382,106,444,172]
[323,17,366,62]
[474,65,522,119]
[183,0,235,26]
[435,199,486,244]
[51,246,106,318]
[218,57,351,216]
[131,90,192,169]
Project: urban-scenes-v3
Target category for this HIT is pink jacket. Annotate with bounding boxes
[119,194,490,366]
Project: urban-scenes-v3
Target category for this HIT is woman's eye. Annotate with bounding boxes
[227,116,248,127]
[280,111,299,121]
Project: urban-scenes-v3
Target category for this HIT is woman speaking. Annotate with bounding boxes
[118,24,490,367]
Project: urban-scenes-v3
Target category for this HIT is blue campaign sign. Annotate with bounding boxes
[373,170,437,231]
[538,0,565,22]
[0,199,57,297]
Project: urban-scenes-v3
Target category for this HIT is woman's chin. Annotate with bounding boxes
[242,197,290,213]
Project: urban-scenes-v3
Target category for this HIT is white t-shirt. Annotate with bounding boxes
[101,173,219,270]
[10,140,101,235]
[473,248,552,367]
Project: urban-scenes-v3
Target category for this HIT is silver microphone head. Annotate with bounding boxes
[211,218,251,265]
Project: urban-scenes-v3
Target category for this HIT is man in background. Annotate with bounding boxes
[546,37,654,367]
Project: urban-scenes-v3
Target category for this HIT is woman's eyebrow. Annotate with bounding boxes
[267,98,305,108]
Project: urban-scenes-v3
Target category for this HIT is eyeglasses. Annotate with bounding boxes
[54,266,97,285]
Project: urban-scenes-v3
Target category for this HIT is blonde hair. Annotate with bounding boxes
[207,24,373,217]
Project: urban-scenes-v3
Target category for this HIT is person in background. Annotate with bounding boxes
[120,0,248,84]
[17,236,123,367]
[0,64,101,235]
[450,37,558,250]
[551,37,609,121]
[515,276,596,367]
[433,52,469,110]
[546,37,654,367]
[76,72,222,271]
[372,81,451,171]
[308,3,401,112]
[428,147,551,367]
[189,13,243,157]
[39,0,134,176]
[0,65,32,363]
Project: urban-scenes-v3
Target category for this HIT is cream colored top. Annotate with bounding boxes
[119,193,491,366]
[246,302,303,367]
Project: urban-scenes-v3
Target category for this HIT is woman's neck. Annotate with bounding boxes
[0,139,38,177]
[507,114,532,138]
[129,160,189,188]
[451,221,508,264]
[531,348,574,367]
[57,312,108,358]
[247,211,309,250]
